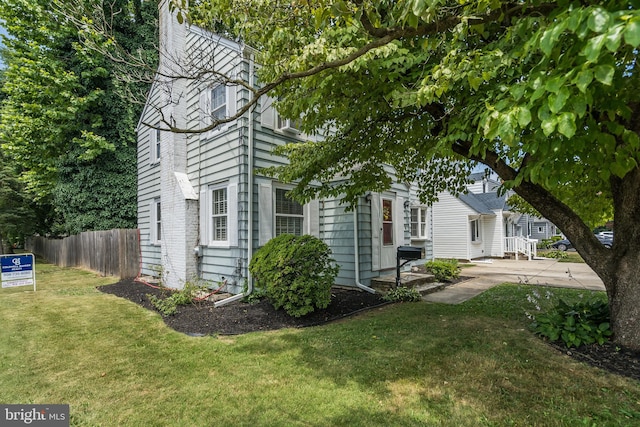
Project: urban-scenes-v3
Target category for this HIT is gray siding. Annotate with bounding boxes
[137,84,162,275]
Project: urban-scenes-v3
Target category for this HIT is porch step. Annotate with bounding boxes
[370,272,436,294]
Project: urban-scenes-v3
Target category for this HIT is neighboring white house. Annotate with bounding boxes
[432,172,554,261]
[136,1,433,292]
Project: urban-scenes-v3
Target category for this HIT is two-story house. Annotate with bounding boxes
[137,1,433,297]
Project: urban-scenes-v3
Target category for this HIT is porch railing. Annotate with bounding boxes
[504,236,538,260]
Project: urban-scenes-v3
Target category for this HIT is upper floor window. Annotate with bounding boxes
[275,188,304,236]
[200,84,236,132]
[411,207,428,239]
[210,85,227,123]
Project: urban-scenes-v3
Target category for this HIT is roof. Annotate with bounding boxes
[459,191,509,215]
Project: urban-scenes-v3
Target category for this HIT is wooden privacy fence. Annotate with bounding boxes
[26,229,140,278]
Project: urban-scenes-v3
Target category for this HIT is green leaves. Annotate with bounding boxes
[624,18,640,46]
[593,64,615,85]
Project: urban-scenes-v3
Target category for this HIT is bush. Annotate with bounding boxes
[544,250,569,259]
[249,234,340,317]
[424,259,460,282]
[530,297,612,348]
[147,283,197,316]
[383,286,421,302]
[539,236,563,249]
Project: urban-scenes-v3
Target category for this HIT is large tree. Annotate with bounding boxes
[0,0,156,235]
[156,0,639,350]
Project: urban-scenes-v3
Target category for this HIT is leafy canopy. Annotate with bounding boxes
[186,0,640,229]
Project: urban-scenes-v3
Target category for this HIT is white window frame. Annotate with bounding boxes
[210,85,227,125]
[470,218,480,243]
[150,125,161,164]
[274,187,304,237]
[210,186,228,243]
[151,198,161,245]
[201,84,237,134]
[410,206,429,240]
[200,182,238,248]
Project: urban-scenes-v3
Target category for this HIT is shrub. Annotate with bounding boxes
[530,297,612,348]
[249,234,340,317]
[147,282,198,316]
[544,250,569,259]
[424,259,460,282]
[383,286,421,302]
[147,282,197,316]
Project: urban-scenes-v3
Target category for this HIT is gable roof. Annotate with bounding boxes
[458,191,509,215]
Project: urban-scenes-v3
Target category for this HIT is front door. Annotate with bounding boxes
[380,195,396,269]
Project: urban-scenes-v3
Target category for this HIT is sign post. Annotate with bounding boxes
[1,254,36,291]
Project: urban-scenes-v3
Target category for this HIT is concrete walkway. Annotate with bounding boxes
[422,258,606,304]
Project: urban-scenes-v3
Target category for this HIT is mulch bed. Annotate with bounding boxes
[97,278,390,336]
[98,278,640,383]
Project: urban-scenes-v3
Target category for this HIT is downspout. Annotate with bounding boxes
[354,202,376,294]
[215,48,255,307]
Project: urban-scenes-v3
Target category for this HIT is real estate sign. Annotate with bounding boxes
[1,254,36,290]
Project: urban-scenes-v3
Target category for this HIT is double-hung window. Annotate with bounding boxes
[210,187,228,242]
[200,183,238,247]
[411,207,428,239]
[275,188,304,236]
[200,83,237,132]
[210,85,227,125]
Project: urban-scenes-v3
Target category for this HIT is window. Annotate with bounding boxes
[151,199,161,244]
[150,126,161,164]
[210,85,227,123]
[210,187,227,242]
[537,226,544,233]
[275,188,304,236]
[411,207,428,239]
[200,84,236,132]
[200,183,237,247]
[470,218,480,242]
[382,199,394,246]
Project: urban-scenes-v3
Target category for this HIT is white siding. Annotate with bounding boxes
[432,192,476,260]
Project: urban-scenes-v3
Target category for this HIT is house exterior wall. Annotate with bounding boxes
[484,211,505,257]
[432,192,476,260]
[137,84,162,275]
[138,6,430,292]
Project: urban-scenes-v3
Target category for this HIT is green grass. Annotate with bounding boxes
[1,262,638,426]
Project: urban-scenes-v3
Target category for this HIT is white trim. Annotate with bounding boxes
[410,206,429,240]
[150,125,161,164]
[200,84,237,134]
[202,182,238,248]
[150,198,161,245]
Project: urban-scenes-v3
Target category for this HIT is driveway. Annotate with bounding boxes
[422,258,606,304]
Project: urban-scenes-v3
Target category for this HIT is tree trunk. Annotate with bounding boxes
[607,260,640,350]
[466,148,640,351]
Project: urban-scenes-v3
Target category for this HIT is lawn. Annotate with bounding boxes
[1,261,638,426]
